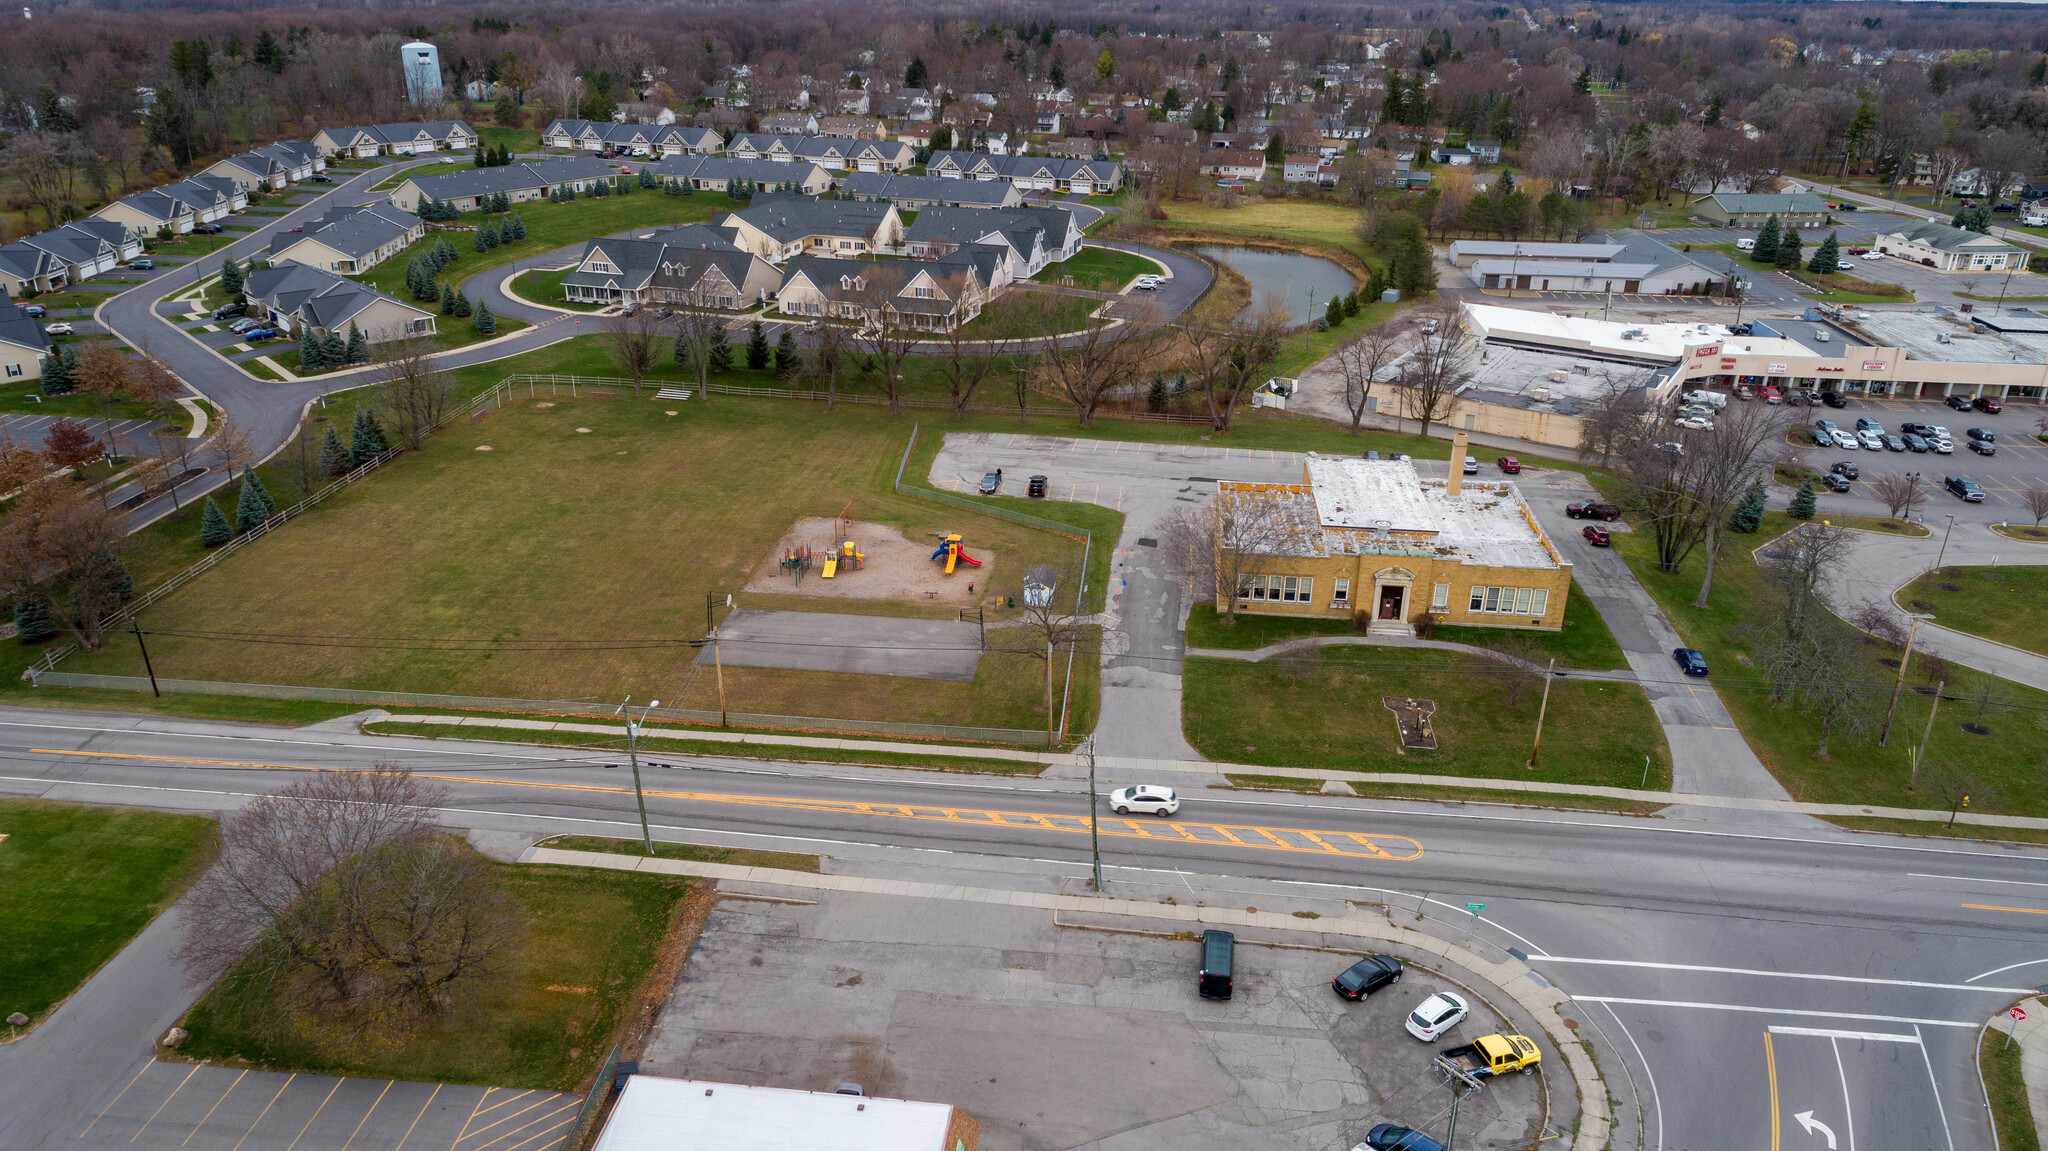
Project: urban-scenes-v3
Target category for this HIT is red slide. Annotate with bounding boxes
[957,550,983,567]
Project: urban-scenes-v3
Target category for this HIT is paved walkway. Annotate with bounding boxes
[1822,519,2048,686]
[1187,633,1635,678]
[1988,997,2048,1149]
[518,846,1611,1151]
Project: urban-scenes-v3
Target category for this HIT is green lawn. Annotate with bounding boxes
[1144,198,1380,266]
[366,719,1048,773]
[1982,1021,2043,1151]
[18,287,122,314]
[0,389,168,425]
[367,161,450,193]
[475,126,543,155]
[61,396,1112,736]
[1897,566,2048,656]
[351,192,727,302]
[538,834,820,872]
[0,799,216,1029]
[1181,646,1670,787]
[268,316,532,373]
[1032,245,1156,292]
[176,858,690,1091]
[508,267,599,310]
[1602,507,2048,815]
[1184,578,1626,670]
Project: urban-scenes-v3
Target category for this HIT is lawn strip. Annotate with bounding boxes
[364,720,1048,774]
[1222,774,1666,815]
[536,834,820,872]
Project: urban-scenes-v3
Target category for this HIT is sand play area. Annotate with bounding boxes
[744,517,999,605]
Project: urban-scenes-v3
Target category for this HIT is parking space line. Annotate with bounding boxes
[471,1090,535,1120]
[470,1102,578,1151]
[338,1080,394,1151]
[230,1072,298,1151]
[79,1061,156,1138]
[457,1096,557,1148]
[131,1062,203,1143]
[183,1069,248,1146]
[451,1088,494,1150]
[394,1083,442,1151]
[500,1113,577,1151]
[284,1077,346,1151]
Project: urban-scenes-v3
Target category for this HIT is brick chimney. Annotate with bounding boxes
[1447,430,1469,497]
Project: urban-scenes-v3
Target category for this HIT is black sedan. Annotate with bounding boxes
[1333,954,1404,1000]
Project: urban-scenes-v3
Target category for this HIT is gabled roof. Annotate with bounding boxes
[54,219,135,252]
[156,177,233,215]
[724,195,894,243]
[327,120,474,146]
[652,247,772,297]
[104,190,193,224]
[215,151,286,178]
[542,119,719,150]
[563,237,669,292]
[402,157,617,201]
[1879,219,2022,254]
[0,244,54,283]
[903,204,1075,257]
[1703,192,1829,214]
[254,141,316,169]
[0,306,52,354]
[272,203,420,260]
[244,262,430,331]
[1599,230,1727,279]
[641,222,744,252]
[838,173,1019,207]
[925,150,1123,183]
[15,227,112,267]
[645,155,829,188]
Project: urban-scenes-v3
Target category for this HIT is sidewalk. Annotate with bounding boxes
[520,845,1612,1151]
[379,713,2048,831]
[1987,997,2048,1148]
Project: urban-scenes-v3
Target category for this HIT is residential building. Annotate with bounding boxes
[896,122,939,149]
[1213,448,1571,634]
[312,120,477,158]
[1872,220,2029,273]
[267,203,425,274]
[644,155,833,196]
[51,219,144,265]
[0,244,66,297]
[202,151,290,192]
[758,112,819,135]
[385,157,620,213]
[900,204,1081,276]
[241,263,436,344]
[774,251,996,332]
[1201,152,1269,182]
[1467,139,1502,163]
[1691,192,1830,228]
[1447,241,1626,267]
[92,189,196,240]
[725,133,914,172]
[839,172,1022,210]
[540,118,721,156]
[11,226,121,283]
[588,1076,977,1151]
[157,176,245,223]
[924,151,1124,194]
[254,140,324,181]
[0,306,52,381]
[718,194,904,262]
[647,246,781,310]
[819,116,885,140]
[1282,155,1324,183]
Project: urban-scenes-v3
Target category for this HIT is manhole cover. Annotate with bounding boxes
[1136,538,1158,547]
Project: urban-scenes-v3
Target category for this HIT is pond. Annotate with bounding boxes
[1192,246,1358,327]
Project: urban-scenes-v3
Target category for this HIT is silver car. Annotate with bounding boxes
[1856,429,1884,450]
[1831,429,1860,449]
[1404,991,1471,1041]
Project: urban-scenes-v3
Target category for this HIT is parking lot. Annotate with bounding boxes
[0,412,167,452]
[642,889,1551,1151]
[1776,393,2048,516]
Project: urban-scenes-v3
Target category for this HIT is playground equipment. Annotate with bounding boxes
[779,544,815,587]
[823,539,865,579]
[929,533,983,575]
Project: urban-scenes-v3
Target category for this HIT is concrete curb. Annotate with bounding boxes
[518,846,1613,1151]
[1987,996,2048,1147]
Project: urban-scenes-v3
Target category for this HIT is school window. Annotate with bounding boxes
[1333,578,1349,604]
[1484,586,1500,612]
[1515,588,1532,614]
[1530,589,1549,617]
[1281,576,1298,602]
[1432,582,1450,610]
[1470,587,1485,611]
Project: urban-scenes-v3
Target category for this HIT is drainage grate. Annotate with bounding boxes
[1136,538,1158,547]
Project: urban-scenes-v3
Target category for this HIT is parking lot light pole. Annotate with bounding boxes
[1932,513,1956,574]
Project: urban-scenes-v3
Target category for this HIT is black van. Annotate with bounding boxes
[1198,930,1235,1000]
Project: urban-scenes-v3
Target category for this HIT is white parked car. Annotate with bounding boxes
[1131,274,1163,290]
[1405,991,1471,1041]
[1836,261,1855,271]
[1108,785,1179,817]
[1861,251,1885,261]
[1855,429,1884,450]
[1675,416,1715,430]
[43,322,74,335]
[1831,429,1859,449]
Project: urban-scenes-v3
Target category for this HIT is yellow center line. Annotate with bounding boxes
[1766,1030,1781,1151]
[36,748,1426,861]
[131,1062,202,1142]
[1964,902,2048,916]
[183,1069,247,1147]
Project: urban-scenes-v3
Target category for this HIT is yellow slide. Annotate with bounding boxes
[822,556,838,578]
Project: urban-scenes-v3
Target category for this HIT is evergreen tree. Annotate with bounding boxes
[507,214,526,240]
[219,254,244,295]
[474,225,491,253]
[708,326,732,371]
[1728,483,1767,533]
[614,173,629,194]
[1788,479,1818,520]
[1952,206,1991,234]
[638,167,657,189]
[484,222,501,248]
[745,321,770,370]
[199,497,233,546]
[299,325,325,370]
[319,425,350,476]
[591,176,610,197]
[1325,296,1345,327]
[345,324,368,364]
[1753,215,1781,264]
[1343,290,1361,318]
[12,596,54,642]
[474,299,496,334]
[39,347,72,395]
[320,329,346,365]
[775,327,799,376]
[441,283,458,315]
[1775,227,1804,271]
[1807,231,1841,275]
[453,290,472,318]
[348,407,388,464]
[561,184,575,201]
[234,467,275,531]
[86,551,132,601]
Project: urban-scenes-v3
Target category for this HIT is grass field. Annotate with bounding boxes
[1149,199,1379,264]
[1184,579,1627,670]
[1031,245,1155,292]
[1897,565,2048,656]
[508,267,600,310]
[475,126,544,155]
[0,799,216,1029]
[1181,646,1670,787]
[61,396,1114,735]
[1982,1021,2043,1151]
[1603,507,2048,814]
[176,858,689,1091]
[0,389,168,424]
[538,834,820,871]
[269,315,532,371]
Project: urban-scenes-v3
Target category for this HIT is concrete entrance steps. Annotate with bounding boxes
[1367,618,1416,638]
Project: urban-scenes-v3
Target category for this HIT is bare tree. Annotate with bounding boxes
[1919,760,1990,825]
[1687,400,1791,606]
[936,322,1011,418]
[538,59,584,123]
[1793,626,1878,756]
[2020,487,2048,530]
[1394,301,1471,441]
[3,132,85,229]
[1028,292,1163,427]
[602,308,662,398]
[804,319,851,411]
[1207,483,1298,624]
[206,411,256,478]
[1869,472,1930,523]
[0,480,131,651]
[985,562,1095,740]
[1331,321,1401,435]
[1751,522,1859,701]
[849,277,919,416]
[669,293,726,404]
[1177,293,1284,433]
[71,344,135,464]
[375,338,456,451]
[176,765,513,1032]
[1576,371,1656,468]
[1848,599,1908,648]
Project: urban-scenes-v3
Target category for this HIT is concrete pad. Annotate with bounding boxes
[696,608,983,681]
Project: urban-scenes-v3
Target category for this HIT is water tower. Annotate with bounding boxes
[401,41,443,106]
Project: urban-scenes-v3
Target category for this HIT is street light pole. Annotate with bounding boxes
[1525,659,1556,767]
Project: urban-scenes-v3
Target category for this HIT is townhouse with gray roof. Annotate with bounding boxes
[540,118,722,156]
[839,172,1022,209]
[93,189,197,240]
[269,203,425,274]
[0,306,52,382]
[1872,220,2029,273]
[11,226,122,283]
[157,175,245,223]
[201,150,291,192]
[385,157,618,213]
[901,204,1082,276]
[0,244,66,297]
[773,252,997,333]
[1691,192,1830,228]
[313,120,477,158]
[724,133,915,172]
[925,150,1123,194]
[558,228,777,309]
[242,263,436,345]
[643,155,832,196]
[717,195,904,263]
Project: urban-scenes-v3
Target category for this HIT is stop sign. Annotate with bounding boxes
[2013,1006,2029,1022]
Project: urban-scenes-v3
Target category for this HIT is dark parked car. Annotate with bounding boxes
[129,258,154,270]
[1821,473,1852,493]
[1581,525,1611,546]
[1808,428,1831,448]
[1333,954,1404,1001]
[1969,439,1997,456]
[21,304,45,318]
[310,173,333,183]
[1901,422,1939,438]
[1830,461,1860,480]
[192,222,223,235]
[1496,456,1521,474]
[1027,474,1047,498]
[1947,394,1976,412]
[1854,416,1884,433]
[1879,433,1906,452]
[1945,475,1984,502]
[1967,428,1996,443]
[213,302,247,320]
[1363,1124,1446,1151]
[977,468,1003,495]
[1820,392,1847,409]
[1566,501,1622,521]
[1199,930,1234,1000]
[1902,434,1928,453]
[1975,396,2004,414]
[1674,648,1710,676]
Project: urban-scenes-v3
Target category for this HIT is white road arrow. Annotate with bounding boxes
[1794,1111,1839,1150]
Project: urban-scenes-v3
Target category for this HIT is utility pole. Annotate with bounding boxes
[1879,614,1930,745]
[615,696,657,855]
[1910,679,1944,791]
[131,618,160,698]
[1431,1057,1486,1151]
[1525,658,1555,767]
[1083,736,1102,891]
[1932,513,1956,574]
[1304,286,1317,349]
[713,628,728,727]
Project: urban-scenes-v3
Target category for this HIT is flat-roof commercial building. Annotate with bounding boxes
[1213,446,1571,635]
[589,1076,977,1151]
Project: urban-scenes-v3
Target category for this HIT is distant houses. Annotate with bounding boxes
[643,155,833,196]
[723,133,915,173]
[313,120,478,158]
[384,157,619,213]
[924,151,1124,194]
[540,118,722,156]
[1692,193,1830,229]
[242,264,436,344]
[559,226,779,309]
[839,173,1022,210]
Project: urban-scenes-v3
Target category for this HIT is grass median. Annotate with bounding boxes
[1896,565,2048,657]
[365,719,1048,773]
[1224,774,1667,814]
[1,799,216,1030]
[1982,1021,2043,1151]
[536,834,820,871]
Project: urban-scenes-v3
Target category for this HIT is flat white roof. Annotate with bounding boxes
[1462,303,1728,363]
[1299,457,1559,569]
[591,1077,954,1151]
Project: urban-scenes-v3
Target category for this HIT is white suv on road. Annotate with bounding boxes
[1109,785,1179,817]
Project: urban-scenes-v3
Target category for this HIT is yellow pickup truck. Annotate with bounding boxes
[1440,1033,1541,1077]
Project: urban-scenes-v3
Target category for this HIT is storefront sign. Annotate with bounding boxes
[1862,361,1888,371]
[1768,363,1788,373]
[1693,344,1721,358]
[1817,366,1845,373]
